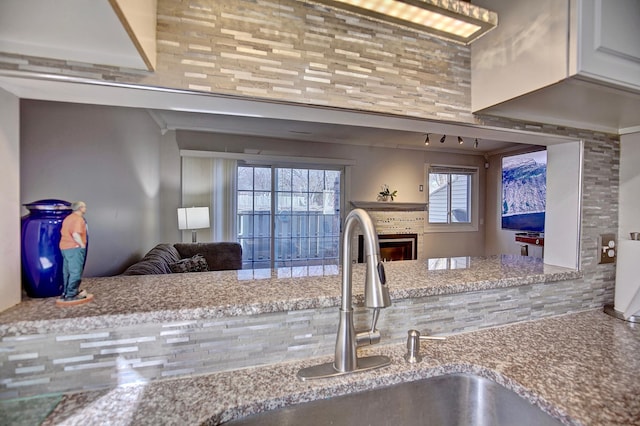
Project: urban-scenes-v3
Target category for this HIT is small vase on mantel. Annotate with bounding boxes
[377,185,397,202]
[21,199,72,298]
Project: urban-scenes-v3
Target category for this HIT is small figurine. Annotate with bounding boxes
[56,201,93,306]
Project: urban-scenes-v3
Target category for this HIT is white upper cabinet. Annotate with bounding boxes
[573,0,640,90]
[472,0,640,134]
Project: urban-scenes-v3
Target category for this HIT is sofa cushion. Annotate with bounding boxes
[174,242,242,271]
[168,254,209,273]
[142,243,181,264]
[122,243,181,275]
[122,259,170,275]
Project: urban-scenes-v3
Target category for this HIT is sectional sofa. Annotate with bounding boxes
[121,242,242,275]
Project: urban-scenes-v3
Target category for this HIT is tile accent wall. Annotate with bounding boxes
[369,211,425,235]
[153,0,471,119]
[0,0,472,122]
[0,277,608,399]
[350,210,426,262]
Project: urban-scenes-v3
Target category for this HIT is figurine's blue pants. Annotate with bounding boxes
[61,248,86,298]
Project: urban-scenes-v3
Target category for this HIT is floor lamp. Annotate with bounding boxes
[177,207,210,242]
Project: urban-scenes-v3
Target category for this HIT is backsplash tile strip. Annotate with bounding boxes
[55,332,110,341]
[0,275,609,398]
[7,353,38,361]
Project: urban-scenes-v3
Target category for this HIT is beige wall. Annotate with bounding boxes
[0,88,21,311]
[177,130,487,257]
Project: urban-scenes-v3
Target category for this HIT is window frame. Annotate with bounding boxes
[424,163,479,233]
[236,162,344,269]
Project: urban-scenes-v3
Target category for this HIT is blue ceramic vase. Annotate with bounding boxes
[21,199,72,298]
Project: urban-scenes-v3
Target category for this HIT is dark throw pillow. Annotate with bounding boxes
[169,254,209,273]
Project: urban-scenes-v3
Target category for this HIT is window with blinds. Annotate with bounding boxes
[427,165,478,230]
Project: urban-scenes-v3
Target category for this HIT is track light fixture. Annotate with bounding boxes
[433,135,477,147]
[424,134,430,145]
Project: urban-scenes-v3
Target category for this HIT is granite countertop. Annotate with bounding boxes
[29,309,640,426]
[0,255,580,335]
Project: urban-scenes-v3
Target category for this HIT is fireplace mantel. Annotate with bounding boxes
[350,201,427,211]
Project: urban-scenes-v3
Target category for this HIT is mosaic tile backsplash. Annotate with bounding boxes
[0,257,604,400]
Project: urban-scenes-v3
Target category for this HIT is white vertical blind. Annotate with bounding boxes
[181,156,237,242]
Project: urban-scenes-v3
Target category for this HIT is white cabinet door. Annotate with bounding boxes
[574,0,640,90]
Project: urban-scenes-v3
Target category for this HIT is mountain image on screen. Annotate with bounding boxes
[501,152,546,232]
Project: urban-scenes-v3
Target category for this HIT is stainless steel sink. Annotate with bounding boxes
[224,373,563,425]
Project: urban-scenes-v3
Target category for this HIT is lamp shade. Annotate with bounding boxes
[177,207,210,230]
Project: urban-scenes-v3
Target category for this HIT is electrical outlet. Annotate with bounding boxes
[598,234,616,264]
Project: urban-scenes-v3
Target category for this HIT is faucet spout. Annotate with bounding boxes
[340,208,391,311]
[335,208,390,372]
[298,208,392,380]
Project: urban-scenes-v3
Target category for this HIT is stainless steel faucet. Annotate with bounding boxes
[298,208,391,380]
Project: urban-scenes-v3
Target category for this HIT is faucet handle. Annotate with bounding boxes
[377,262,386,285]
[404,329,446,364]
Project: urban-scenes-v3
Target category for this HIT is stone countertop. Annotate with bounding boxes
[33,309,640,426]
[0,255,580,335]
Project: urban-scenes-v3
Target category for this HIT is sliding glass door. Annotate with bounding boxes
[237,165,342,270]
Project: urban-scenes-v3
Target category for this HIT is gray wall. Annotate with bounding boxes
[159,129,182,244]
[20,101,165,277]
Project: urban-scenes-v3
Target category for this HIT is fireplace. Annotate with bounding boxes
[357,233,418,263]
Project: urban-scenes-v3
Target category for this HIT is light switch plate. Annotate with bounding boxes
[598,233,616,264]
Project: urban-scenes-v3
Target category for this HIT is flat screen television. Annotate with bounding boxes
[501,150,546,234]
